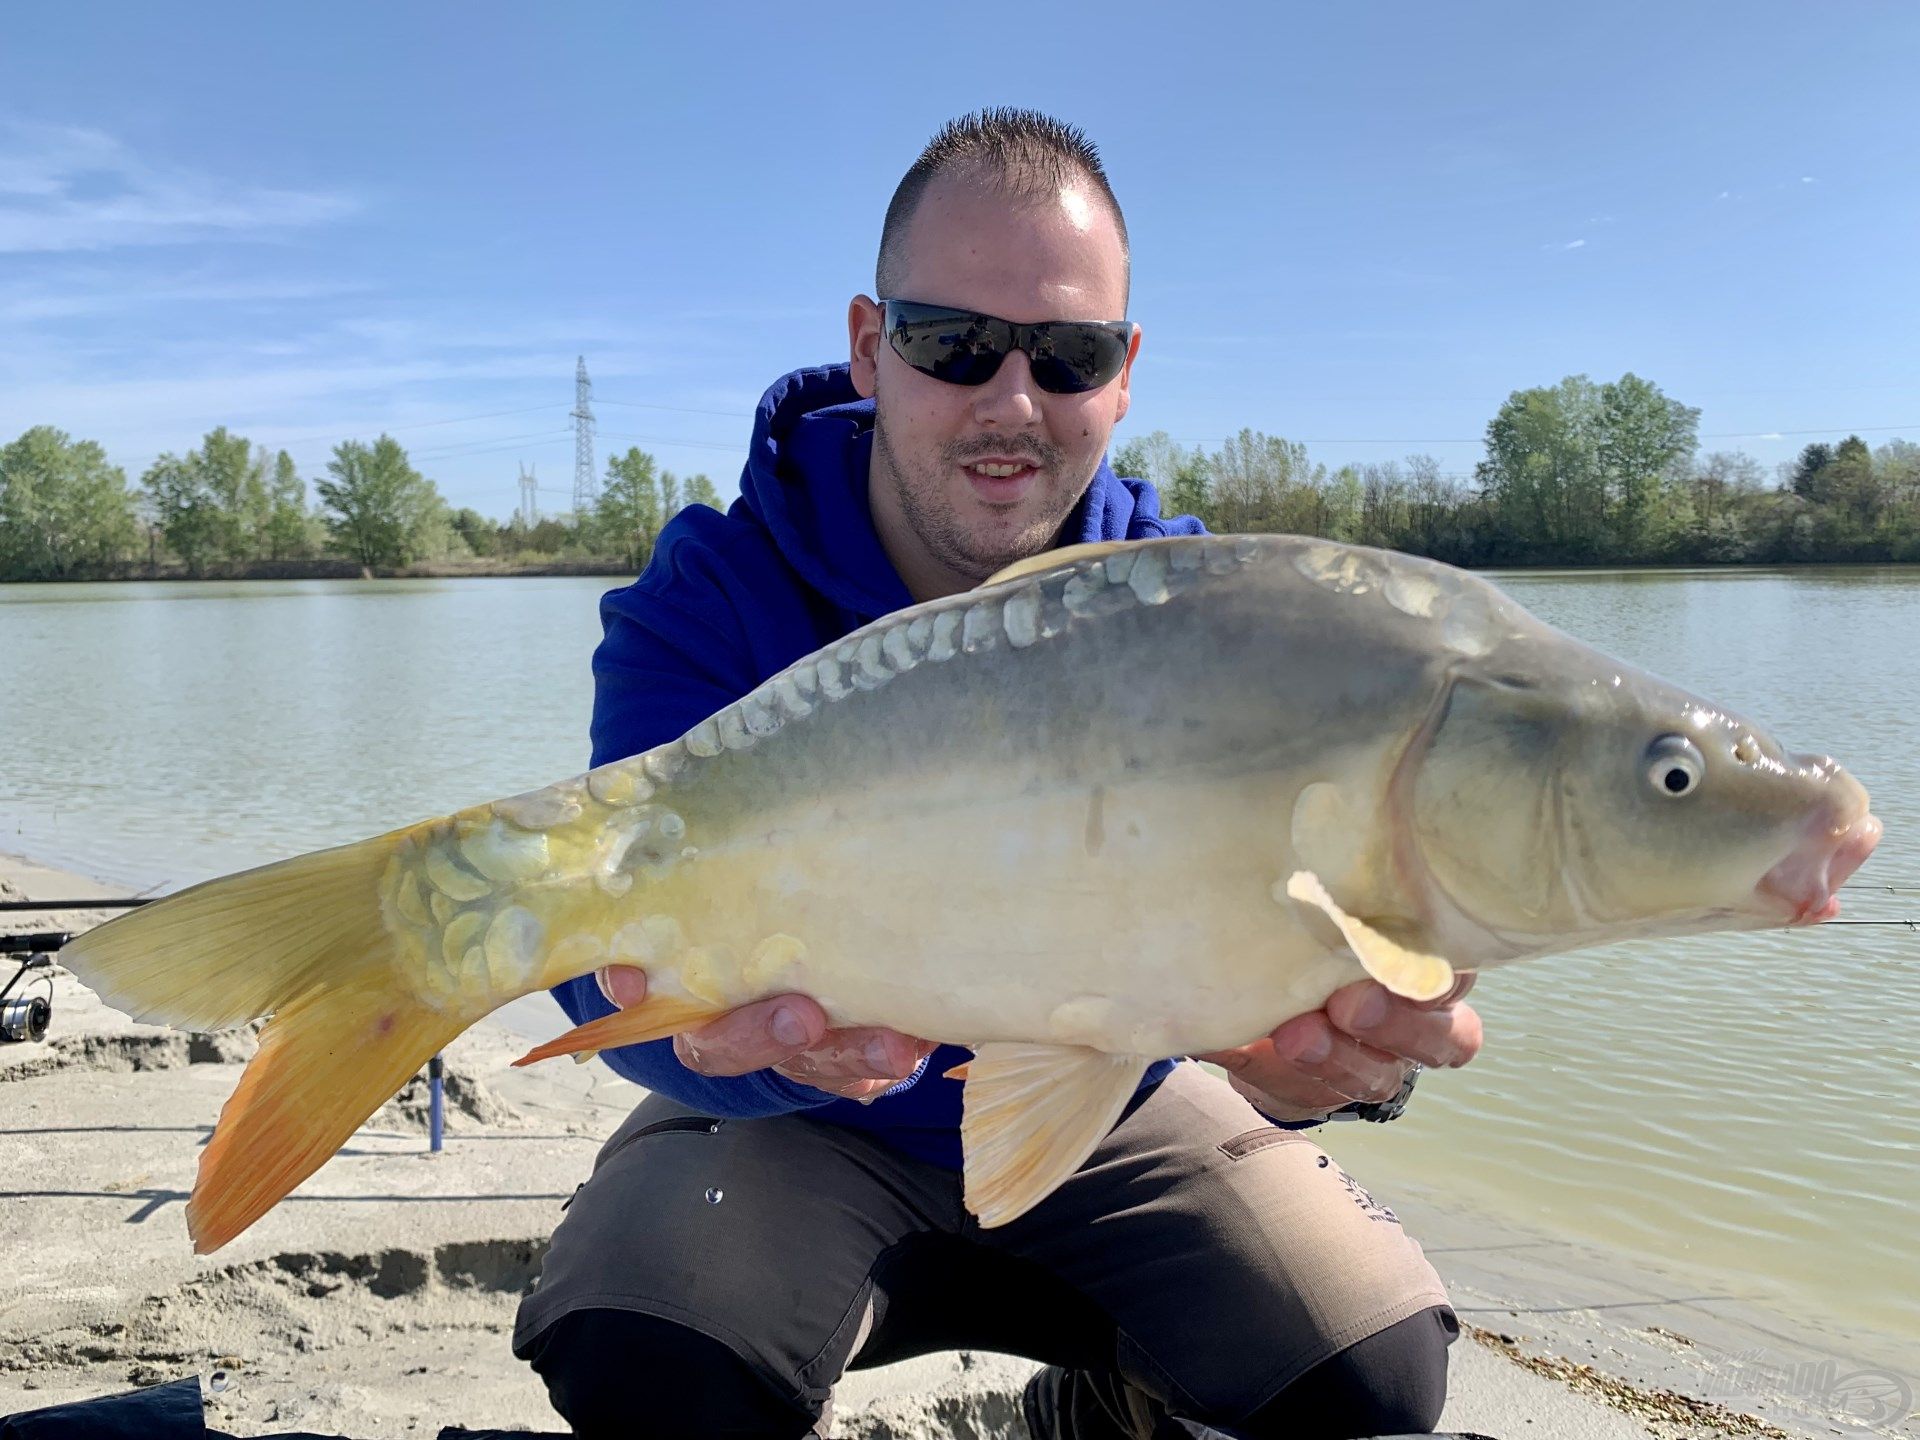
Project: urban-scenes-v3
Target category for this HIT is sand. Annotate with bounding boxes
[3,849,1913,1439]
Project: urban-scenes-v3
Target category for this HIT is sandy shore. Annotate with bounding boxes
[3,849,1912,1439]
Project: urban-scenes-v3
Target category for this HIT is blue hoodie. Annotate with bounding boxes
[549,363,1206,1168]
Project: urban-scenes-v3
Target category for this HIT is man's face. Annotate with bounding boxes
[849,173,1139,596]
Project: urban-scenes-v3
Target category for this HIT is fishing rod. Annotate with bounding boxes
[0,900,449,1152]
[0,898,153,913]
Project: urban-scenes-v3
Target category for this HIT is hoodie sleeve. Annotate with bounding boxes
[547,524,845,1117]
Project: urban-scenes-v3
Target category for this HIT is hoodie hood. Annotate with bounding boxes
[736,363,1200,623]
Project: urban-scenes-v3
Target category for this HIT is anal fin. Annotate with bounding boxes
[961,1042,1149,1228]
[512,993,726,1067]
[1285,870,1456,1001]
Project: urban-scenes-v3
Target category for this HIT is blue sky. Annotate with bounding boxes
[2,2,1915,518]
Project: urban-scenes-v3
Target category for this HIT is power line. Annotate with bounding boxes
[597,397,753,420]
[597,428,747,455]
[408,427,573,461]
[261,402,567,445]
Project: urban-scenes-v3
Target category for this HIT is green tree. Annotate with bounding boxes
[1598,373,1698,556]
[0,426,139,579]
[683,474,722,511]
[1322,465,1364,541]
[1822,435,1882,528]
[263,449,316,560]
[1691,451,1763,528]
[1476,377,1607,560]
[593,447,666,567]
[196,428,269,561]
[142,455,226,575]
[450,507,500,557]
[315,436,448,568]
[1114,430,1212,523]
[1790,442,1835,503]
[1207,430,1316,532]
[140,427,269,572]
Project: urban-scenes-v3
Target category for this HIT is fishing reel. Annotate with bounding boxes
[0,932,66,1043]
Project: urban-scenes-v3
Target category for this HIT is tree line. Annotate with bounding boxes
[1116,373,1919,567]
[3,371,1916,581]
[0,426,721,581]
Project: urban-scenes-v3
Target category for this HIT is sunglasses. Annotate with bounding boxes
[881,300,1132,395]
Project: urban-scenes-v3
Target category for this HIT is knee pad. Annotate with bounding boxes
[1236,1304,1458,1439]
[524,1307,817,1439]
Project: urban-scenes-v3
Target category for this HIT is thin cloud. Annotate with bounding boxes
[0,120,356,253]
[1800,175,1817,184]
[0,272,372,324]
[1540,238,1588,251]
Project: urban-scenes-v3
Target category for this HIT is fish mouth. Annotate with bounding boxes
[1757,811,1882,925]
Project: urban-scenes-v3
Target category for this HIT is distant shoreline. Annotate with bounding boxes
[0,557,640,583]
[6,555,1920,585]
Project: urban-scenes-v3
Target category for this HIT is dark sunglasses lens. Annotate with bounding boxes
[889,309,1007,387]
[1027,323,1129,394]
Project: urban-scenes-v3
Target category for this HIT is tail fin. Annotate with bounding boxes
[188,980,464,1252]
[59,828,464,1253]
[60,833,405,1030]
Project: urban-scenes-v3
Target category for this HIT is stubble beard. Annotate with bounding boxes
[872,410,1088,585]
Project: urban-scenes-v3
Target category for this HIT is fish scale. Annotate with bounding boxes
[56,533,1880,1250]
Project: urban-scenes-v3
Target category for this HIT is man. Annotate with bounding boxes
[513,109,1483,1440]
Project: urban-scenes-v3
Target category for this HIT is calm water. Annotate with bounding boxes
[3,569,1917,1347]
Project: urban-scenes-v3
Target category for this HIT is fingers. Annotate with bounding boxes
[1198,978,1484,1122]
[668,994,936,1102]
[672,995,829,1076]
[595,964,648,1009]
[772,1028,938,1101]
[1201,1010,1411,1120]
[1324,977,1483,1069]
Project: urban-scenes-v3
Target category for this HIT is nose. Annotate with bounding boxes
[971,347,1042,428]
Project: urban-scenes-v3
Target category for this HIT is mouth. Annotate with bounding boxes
[958,456,1043,505]
[1758,812,1882,925]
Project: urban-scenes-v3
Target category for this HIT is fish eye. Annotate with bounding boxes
[1645,735,1705,798]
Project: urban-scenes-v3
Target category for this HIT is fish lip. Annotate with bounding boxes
[1757,812,1882,926]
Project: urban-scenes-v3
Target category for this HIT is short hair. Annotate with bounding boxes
[876,108,1130,308]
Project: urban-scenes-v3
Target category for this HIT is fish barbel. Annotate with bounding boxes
[60,535,1881,1253]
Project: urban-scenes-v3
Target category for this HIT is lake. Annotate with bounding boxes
[3,567,1916,1351]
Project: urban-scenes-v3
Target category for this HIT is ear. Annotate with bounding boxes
[1112,323,1142,426]
[848,295,883,398]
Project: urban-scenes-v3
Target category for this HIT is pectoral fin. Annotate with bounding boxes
[960,1043,1149,1228]
[1284,870,1456,1002]
[982,540,1135,588]
[512,993,726,1067]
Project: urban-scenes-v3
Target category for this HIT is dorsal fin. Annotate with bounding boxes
[981,540,1138,589]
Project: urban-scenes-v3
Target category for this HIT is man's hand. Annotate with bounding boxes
[595,965,936,1102]
[1196,976,1482,1123]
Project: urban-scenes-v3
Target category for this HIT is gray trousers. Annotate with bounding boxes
[513,1063,1454,1434]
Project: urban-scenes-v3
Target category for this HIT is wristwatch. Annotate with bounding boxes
[1328,1063,1422,1123]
